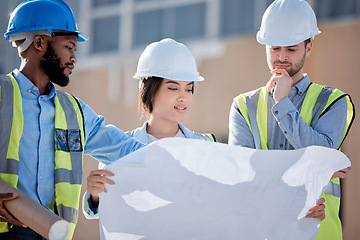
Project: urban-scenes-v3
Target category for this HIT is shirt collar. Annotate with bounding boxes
[136,122,194,143]
[12,69,56,99]
[293,74,311,96]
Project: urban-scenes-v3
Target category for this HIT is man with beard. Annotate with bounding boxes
[0,0,145,239]
[228,0,354,239]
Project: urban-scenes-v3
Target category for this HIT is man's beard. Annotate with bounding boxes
[274,51,306,77]
[40,44,71,87]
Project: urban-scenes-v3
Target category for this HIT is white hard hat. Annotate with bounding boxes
[133,38,204,81]
[256,0,321,46]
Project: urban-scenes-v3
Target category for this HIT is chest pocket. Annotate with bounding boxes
[55,129,82,152]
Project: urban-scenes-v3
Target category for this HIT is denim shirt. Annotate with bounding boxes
[12,69,145,208]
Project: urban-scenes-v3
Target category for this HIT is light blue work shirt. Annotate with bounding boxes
[228,74,348,150]
[13,69,145,208]
[126,121,213,144]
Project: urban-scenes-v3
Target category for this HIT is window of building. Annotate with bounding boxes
[134,9,164,46]
[174,3,206,39]
[92,0,121,7]
[220,0,255,37]
[84,0,211,55]
[91,16,120,53]
[315,0,360,21]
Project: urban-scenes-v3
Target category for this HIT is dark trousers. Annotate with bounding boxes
[0,225,45,240]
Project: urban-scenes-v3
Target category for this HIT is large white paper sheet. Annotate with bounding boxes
[99,138,350,240]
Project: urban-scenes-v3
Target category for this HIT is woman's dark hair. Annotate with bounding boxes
[139,77,164,114]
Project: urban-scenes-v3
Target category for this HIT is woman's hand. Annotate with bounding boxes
[87,169,115,206]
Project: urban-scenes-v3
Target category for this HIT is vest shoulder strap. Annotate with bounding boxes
[190,132,217,142]
[55,90,85,140]
[300,83,324,125]
[235,87,264,136]
[236,87,267,149]
[205,133,217,142]
[69,94,86,138]
[302,83,355,149]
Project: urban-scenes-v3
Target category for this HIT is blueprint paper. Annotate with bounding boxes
[98,138,350,240]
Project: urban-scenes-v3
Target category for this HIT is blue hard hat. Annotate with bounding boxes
[4,0,88,42]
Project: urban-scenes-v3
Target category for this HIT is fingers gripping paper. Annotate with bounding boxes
[99,138,350,240]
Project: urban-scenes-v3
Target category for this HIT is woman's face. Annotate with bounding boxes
[151,79,194,123]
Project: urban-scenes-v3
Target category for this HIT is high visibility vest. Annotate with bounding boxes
[0,73,85,239]
[236,83,355,240]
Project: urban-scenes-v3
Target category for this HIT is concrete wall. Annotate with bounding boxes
[68,20,360,239]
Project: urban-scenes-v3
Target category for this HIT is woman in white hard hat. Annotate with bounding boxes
[129,38,216,143]
[82,38,216,219]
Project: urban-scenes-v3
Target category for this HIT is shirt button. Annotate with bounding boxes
[27,89,31,93]
[274,111,279,115]
[284,131,287,134]
[40,176,43,179]
[280,144,284,148]
[299,91,302,95]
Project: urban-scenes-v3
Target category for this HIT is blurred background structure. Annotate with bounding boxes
[1,0,359,239]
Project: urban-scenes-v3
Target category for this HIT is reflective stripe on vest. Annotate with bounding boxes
[323,181,341,198]
[0,74,84,239]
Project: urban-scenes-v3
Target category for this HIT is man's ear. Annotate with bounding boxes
[306,41,313,57]
[33,35,46,51]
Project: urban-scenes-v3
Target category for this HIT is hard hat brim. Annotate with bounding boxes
[77,32,89,42]
[5,29,89,43]
[256,30,321,46]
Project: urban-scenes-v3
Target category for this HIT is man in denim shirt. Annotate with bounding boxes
[229,1,354,240]
[0,1,144,239]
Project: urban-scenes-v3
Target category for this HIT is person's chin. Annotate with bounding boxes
[175,114,185,123]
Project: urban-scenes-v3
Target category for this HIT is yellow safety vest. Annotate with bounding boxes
[236,83,355,240]
[0,73,85,239]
